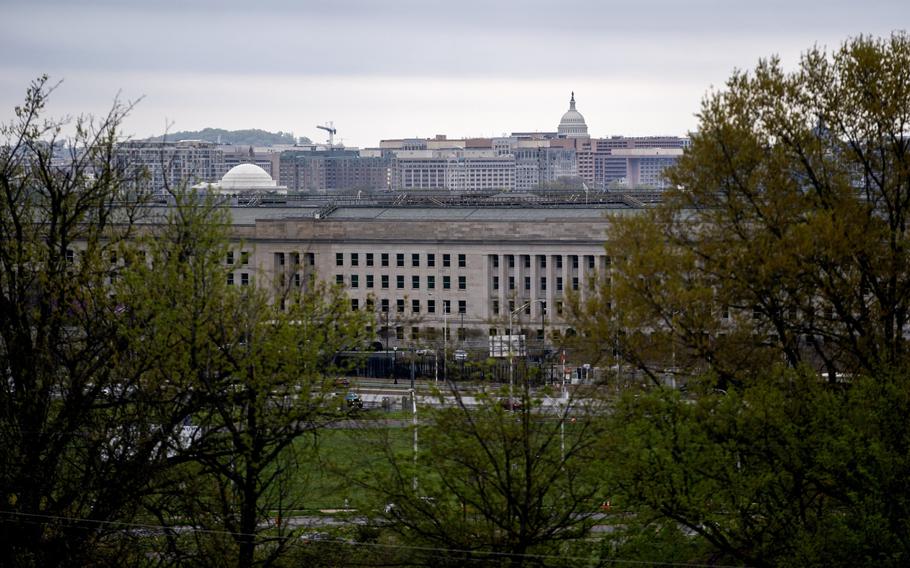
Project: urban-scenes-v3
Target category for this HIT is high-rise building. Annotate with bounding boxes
[278,148,389,193]
[114,140,224,194]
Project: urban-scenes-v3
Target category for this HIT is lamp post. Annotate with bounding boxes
[508,299,546,407]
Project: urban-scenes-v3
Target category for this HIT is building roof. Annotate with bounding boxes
[220,163,277,190]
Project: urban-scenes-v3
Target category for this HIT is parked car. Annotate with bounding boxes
[345,392,364,409]
[498,398,524,412]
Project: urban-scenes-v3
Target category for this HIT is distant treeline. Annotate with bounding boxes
[144,127,311,146]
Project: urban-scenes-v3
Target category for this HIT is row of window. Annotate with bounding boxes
[371,326,548,342]
[351,297,467,314]
[492,276,579,292]
[491,254,605,270]
[336,274,467,290]
[490,299,564,317]
[336,252,466,269]
[375,326,468,341]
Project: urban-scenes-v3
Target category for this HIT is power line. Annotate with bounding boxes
[0,510,750,567]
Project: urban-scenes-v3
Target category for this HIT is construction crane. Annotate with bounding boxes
[316,122,337,148]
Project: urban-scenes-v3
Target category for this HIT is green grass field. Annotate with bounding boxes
[284,421,412,512]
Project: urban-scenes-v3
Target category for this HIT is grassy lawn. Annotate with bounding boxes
[284,421,412,512]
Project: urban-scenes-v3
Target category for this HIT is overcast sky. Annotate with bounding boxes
[1,0,906,147]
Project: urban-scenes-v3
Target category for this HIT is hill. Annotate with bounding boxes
[145,128,311,146]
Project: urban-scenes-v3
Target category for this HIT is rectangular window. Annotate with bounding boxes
[336,252,344,266]
[524,276,531,290]
[293,273,301,287]
[572,255,579,269]
[351,253,359,266]
[492,299,499,314]
[458,254,466,268]
[381,275,389,289]
[241,272,250,286]
[396,327,404,340]
[366,253,374,267]
[443,275,451,290]
[396,253,405,267]
[227,273,234,286]
[226,251,234,265]
[381,253,389,267]
[306,252,315,266]
[443,254,451,268]
[523,255,530,269]
[556,256,563,269]
[509,276,515,290]
[397,299,405,313]
[458,275,466,290]
[351,298,359,311]
[540,256,547,268]
[572,277,579,290]
[493,276,499,290]
[412,299,420,313]
[428,299,436,313]
[411,327,420,340]
[427,253,435,267]
[458,300,466,314]
[557,277,563,291]
[540,277,547,291]
[241,251,250,265]
[588,255,595,269]
[556,301,564,316]
[412,253,420,267]
[396,275,405,289]
[412,275,420,289]
[366,298,374,311]
[508,255,515,268]
[492,255,499,268]
[427,275,435,289]
[336,274,344,285]
[350,275,359,288]
[443,300,451,314]
[366,274,374,288]
[381,298,389,312]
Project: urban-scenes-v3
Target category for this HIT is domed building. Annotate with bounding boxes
[200,163,288,195]
[557,92,589,139]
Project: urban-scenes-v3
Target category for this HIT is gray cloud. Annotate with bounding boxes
[1,0,907,146]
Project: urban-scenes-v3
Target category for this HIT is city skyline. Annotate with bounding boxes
[1,0,906,147]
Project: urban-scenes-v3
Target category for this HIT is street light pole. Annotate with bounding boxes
[509,299,545,406]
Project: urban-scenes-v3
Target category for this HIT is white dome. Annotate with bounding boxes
[219,163,277,190]
[557,92,589,138]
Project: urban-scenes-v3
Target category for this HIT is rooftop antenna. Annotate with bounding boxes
[316,121,337,148]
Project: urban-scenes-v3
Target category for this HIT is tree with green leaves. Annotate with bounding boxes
[0,77,371,568]
[353,381,607,567]
[0,76,207,566]
[576,33,910,566]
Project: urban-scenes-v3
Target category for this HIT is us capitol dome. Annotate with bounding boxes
[557,92,589,138]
